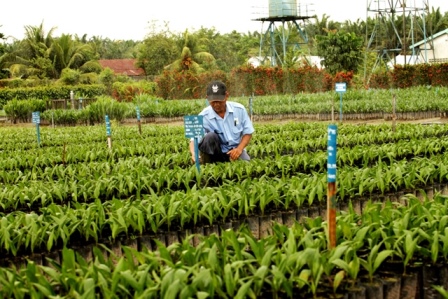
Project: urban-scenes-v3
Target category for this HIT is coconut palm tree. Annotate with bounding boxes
[1,22,102,79]
[50,34,94,75]
[165,29,216,73]
[424,7,448,38]
[1,22,57,78]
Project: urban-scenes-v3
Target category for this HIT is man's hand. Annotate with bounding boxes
[227,134,251,161]
[227,147,242,161]
[189,140,196,163]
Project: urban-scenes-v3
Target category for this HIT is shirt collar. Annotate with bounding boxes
[208,102,234,119]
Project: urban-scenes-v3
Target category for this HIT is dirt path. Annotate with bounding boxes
[2,116,448,128]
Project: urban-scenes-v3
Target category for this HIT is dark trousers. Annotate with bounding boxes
[198,132,230,163]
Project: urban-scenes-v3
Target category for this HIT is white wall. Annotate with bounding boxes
[418,32,448,63]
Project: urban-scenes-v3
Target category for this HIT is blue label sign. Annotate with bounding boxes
[327,124,337,182]
[335,82,347,93]
[105,115,111,136]
[32,111,40,124]
[136,106,141,121]
[184,115,204,138]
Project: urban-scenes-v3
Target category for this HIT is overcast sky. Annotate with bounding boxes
[1,0,447,41]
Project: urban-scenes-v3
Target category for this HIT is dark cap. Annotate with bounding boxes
[206,80,227,101]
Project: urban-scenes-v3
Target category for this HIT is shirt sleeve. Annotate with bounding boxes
[240,107,255,135]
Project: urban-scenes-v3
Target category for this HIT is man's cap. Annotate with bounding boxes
[206,80,227,101]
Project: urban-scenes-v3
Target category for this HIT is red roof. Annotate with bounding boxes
[98,59,145,76]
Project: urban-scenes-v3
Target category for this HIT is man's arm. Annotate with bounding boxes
[227,134,252,161]
[189,139,196,162]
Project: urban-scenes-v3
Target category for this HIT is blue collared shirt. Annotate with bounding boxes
[199,101,254,152]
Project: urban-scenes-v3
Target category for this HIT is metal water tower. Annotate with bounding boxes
[253,0,314,67]
[365,0,429,76]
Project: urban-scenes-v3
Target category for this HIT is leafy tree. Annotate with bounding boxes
[0,25,8,79]
[239,30,264,60]
[0,25,4,49]
[80,35,138,60]
[316,30,364,74]
[306,14,341,53]
[421,7,448,59]
[196,28,259,72]
[342,19,366,38]
[136,22,179,77]
[99,39,138,59]
[81,35,104,60]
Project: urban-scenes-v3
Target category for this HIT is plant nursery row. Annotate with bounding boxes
[1,117,448,297]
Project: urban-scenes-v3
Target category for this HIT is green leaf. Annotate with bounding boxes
[235,279,253,299]
[197,292,209,299]
[373,250,394,273]
[331,259,349,272]
[431,230,439,264]
[333,270,345,292]
[260,246,275,267]
[297,269,310,288]
[32,283,54,298]
[254,265,268,282]
[207,244,218,271]
[61,247,76,274]
[81,278,96,299]
[164,279,182,299]
[224,264,236,296]
[120,270,140,291]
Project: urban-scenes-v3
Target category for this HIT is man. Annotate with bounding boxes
[189,80,254,164]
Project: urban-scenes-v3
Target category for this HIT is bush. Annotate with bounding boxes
[79,73,99,85]
[58,68,81,85]
[0,84,106,108]
[3,98,46,123]
[99,68,115,95]
[85,95,129,124]
[112,81,158,102]
[41,109,89,126]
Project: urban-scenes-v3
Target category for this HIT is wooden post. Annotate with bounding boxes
[331,99,335,122]
[392,94,397,132]
[327,125,338,249]
[249,94,253,122]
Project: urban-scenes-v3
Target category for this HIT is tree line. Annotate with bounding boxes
[0,6,447,85]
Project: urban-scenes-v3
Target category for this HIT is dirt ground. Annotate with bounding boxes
[330,117,448,125]
[2,116,448,128]
[246,116,448,126]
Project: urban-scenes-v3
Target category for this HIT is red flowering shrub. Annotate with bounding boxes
[111,81,157,102]
[333,71,354,88]
[391,65,431,88]
[428,63,448,87]
[155,70,227,100]
[369,72,391,89]
[230,65,330,96]
[152,63,448,100]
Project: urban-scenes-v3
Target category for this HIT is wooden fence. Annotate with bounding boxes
[47,98,96,110]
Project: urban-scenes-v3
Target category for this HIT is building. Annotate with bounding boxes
[410,28,448,64]
[386,55,423,69]
[98,59,146,80]
[247,55,323,69]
